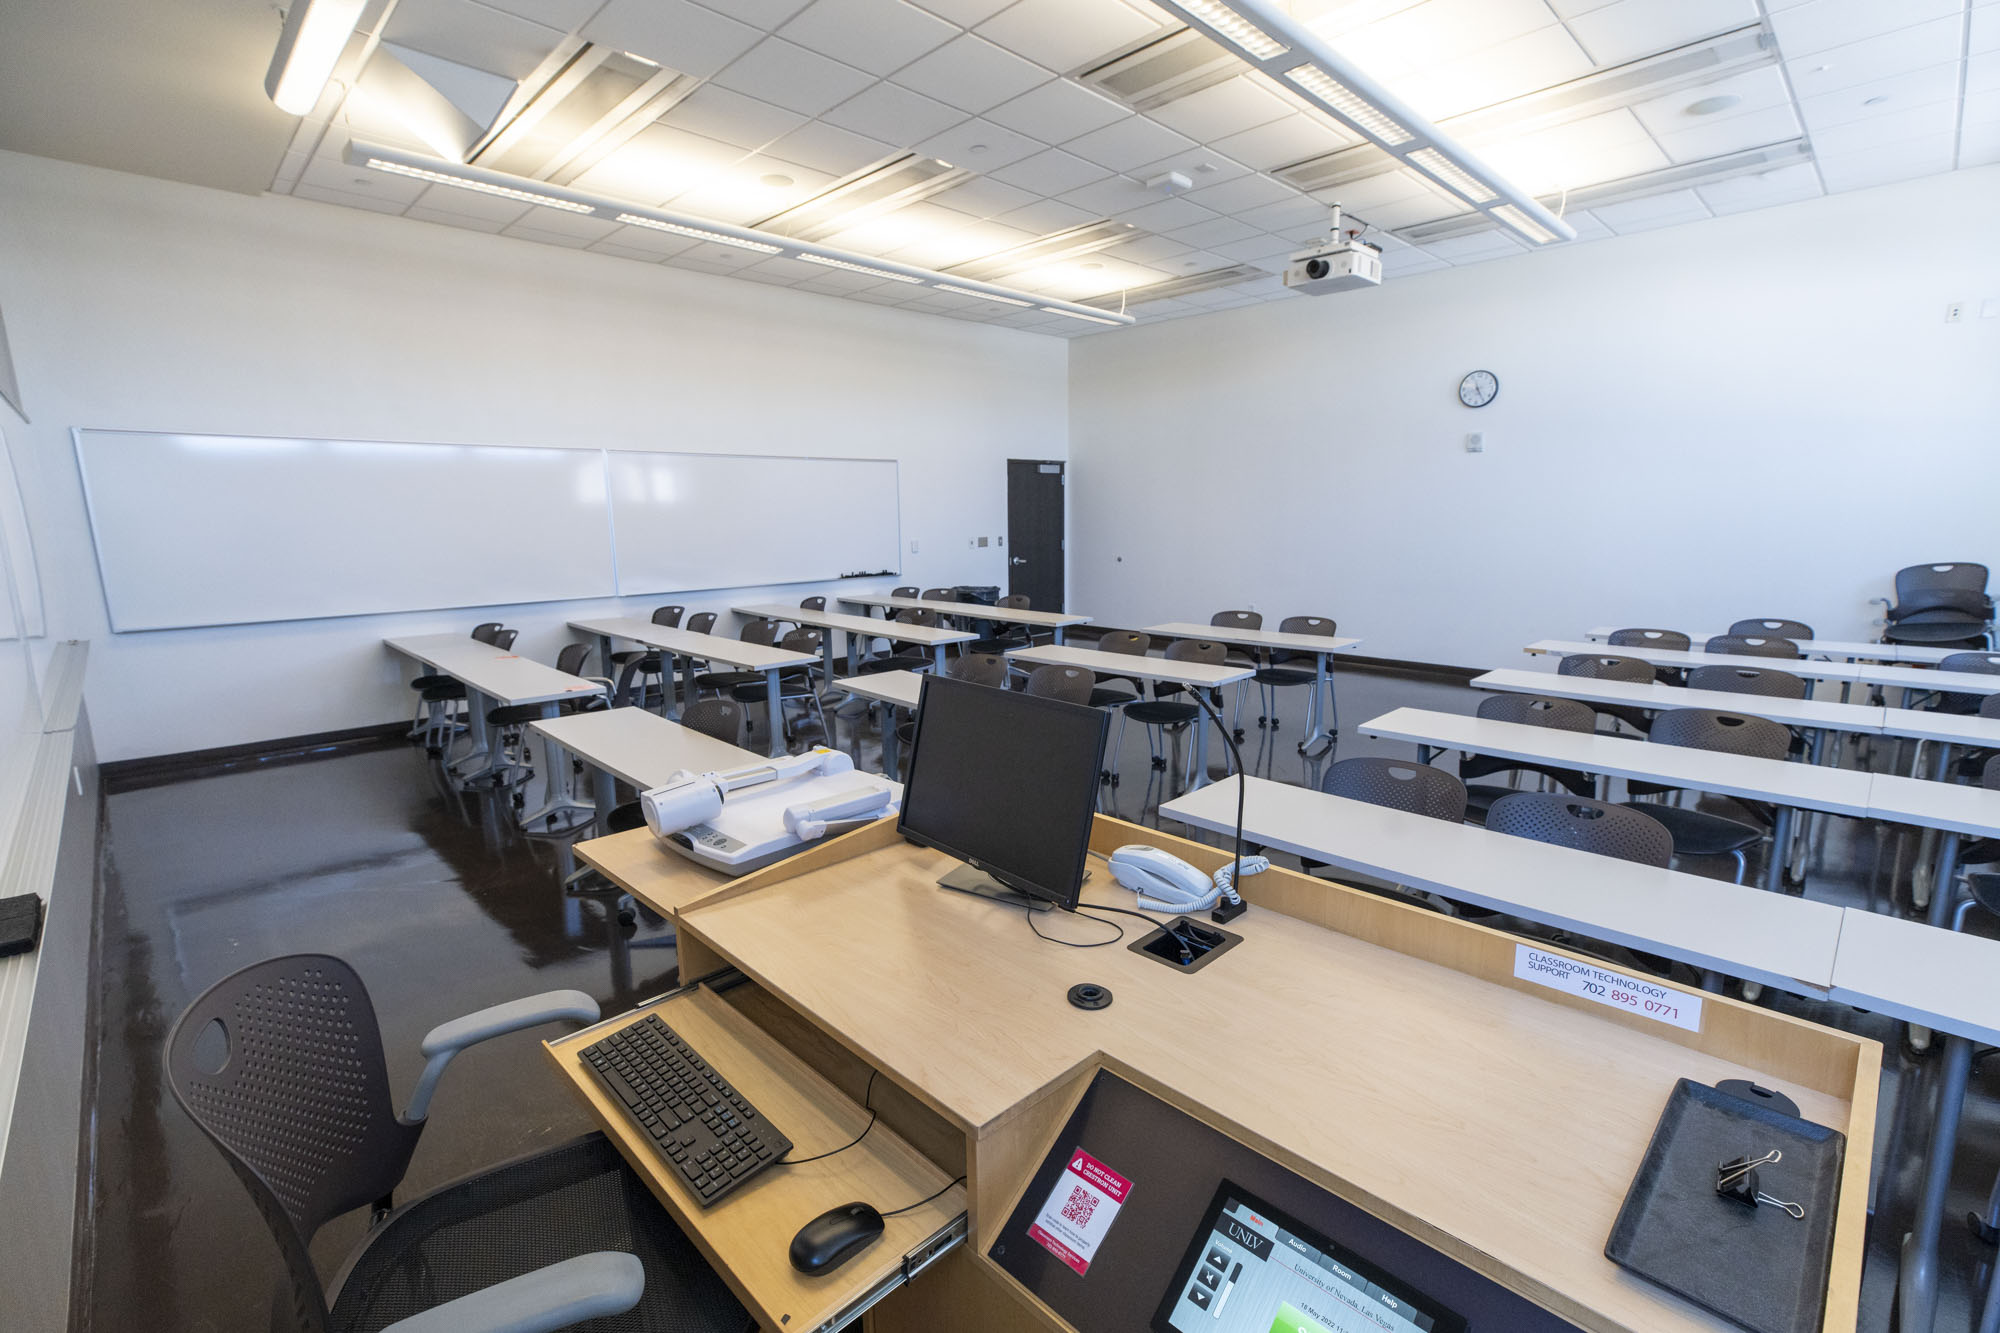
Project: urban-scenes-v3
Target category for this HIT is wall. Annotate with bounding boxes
[0,148,1069,761]
[1069,166,2000,668]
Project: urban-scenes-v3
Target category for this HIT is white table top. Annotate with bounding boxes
[569,617,818,672]
[733,603,973,647]
[1471,668,1890,735]
[837,593,1089,628]
[1526,639,1863,682]
[1585,627,1964,665]
[1143,622,1364,654]
[1876,707,2000,747]
[387,634,605,707]
[1005,643,1254,687]
[1361,707,1879,816]
[531,706,762,791]
[1159,777,1843,995]
[1847,660,2000,697]
[1863,771,2000,839]
[1828,909,2000,1045]
[829,669,926,709]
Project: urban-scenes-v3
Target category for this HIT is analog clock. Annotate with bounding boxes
[1457,370,1499,408]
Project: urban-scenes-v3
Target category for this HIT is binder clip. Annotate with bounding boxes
[1716,1151,1803,1218]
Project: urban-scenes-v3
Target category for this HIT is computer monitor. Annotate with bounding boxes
[897,673,1109,911]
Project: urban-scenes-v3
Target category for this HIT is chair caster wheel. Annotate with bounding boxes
[1150,756,1167,771]
[1232,729,1246,744]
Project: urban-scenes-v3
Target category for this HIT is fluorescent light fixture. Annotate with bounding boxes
[1149,0,1573,245]
[935,285,1034,307]
[614,214,783,254]
[1042,307,1125,326]
[798,253,926,283]
[362,157,599,213]
[266,0,369,115]
[945,220,1140,283]
[345,142,1132,324]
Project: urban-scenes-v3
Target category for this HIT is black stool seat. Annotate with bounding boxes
[856,654,929,675]
[420,680,466,702]
[1618,802,1764,856]
[609,649,662,669]
[1253,665,1315,687]
[330,1133,749,1333]
[1124,700,1197,726]
[695,670,763,693]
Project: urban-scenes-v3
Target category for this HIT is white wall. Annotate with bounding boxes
[1070,166,2000,668]
[0,148,1069,761]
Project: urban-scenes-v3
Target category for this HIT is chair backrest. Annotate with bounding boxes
[1704,634,1800,660]
[779,628,822,656]
[1320,758,1466,822]
[1476,694,1594,730]
[920,588,956,602]
[1022,664,1094,703]
[1607,628,1689,651]
[1163,639,1225,666]
[1729,618,1813,640]
[165,955,425,1333]
[1686,665,1806,699]
[891,586,918,599]
[680,699,744,746]
[1097,630,1151,657]
[1000,594,1031,611]
[651,605,685,627]
[1982,693,2000,720]
[1210,610,1261,633]
[1558,653,1652,684]
[896,608,940,629]
[740,618,778,646]
[1648,707,1790,760]
[946,652,1009,687]
[798,596,825,613]
[1898,562,1989,601]
[685,611,717,635]
[1987,754,2000,790]
[1278,615,1336,636]
[1487,793,1673,867]
[1939,652,2000,675]
[555,643,591,677]
[491,628,518,651]
[470,622,504,644]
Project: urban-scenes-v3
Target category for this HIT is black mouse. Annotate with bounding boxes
[789,1202,885,1275]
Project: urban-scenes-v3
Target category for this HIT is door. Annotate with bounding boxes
[1006,459,1065,612]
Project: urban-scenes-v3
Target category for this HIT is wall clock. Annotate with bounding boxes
[1458,370,1499,408]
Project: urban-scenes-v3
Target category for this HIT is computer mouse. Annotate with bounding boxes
[789,1201,885,1275]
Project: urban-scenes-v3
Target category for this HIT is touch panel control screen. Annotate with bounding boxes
[1153,1183,1468,1333]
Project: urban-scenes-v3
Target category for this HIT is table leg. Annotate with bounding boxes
[1053,624,1066,645]
[678,653,696,721]
[1191,709,1214,790]
[453,689,500,781]
[880,703,900,782]
[1299,652,1335,757]
[764,668,785,757]
[932,644,948,672]
[1762,806,1795,893]
[1900,1032,1973,1333]
[595,634,614,684]
[1925,831,1963,928]
[592,764,616,824]
[843,629,859,677]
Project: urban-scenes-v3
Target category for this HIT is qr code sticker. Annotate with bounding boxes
[1061,1184,1099,1227]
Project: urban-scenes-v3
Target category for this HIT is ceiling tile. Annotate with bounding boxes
[689,0,809,25]
[905,0,1015,24]
[594,223,699,255]
[1970,86,2000,126]
[1056,175,1164,215]
[1809,98,1960,154]
[987,146,1113,193]
[1768,0,1964,60]
[823,80,967,142]
[1167,215,1261,247]
[294,182,414,215]
[479,0,605,33]
[985,79,1131,141]
[386,0,567,79]
[302,151,428,203]
[1960,121,2000,168]
[1588,186,1711,232]
[1128,146,1252,189]
[1115,196,1217,231]
[1694,161,1823,214]
[1365,187,1468,227]
[1797,62,1964,130]
[1236,196,1334,231]
[1968,51,2000,97]
[499,207,623,240]
[1182,172,1299,214]
[1393,24,1595,122]
[710,37,877,116]
[1212,233,1297,265]
[570,122,748,204]
[505,223,602,248]
[992,197,1099,231]
[410,179,535,222]
[1562,0,1761,68]
[776,0,959,76]
[1814,131,1956,191]
[1335,0,1563,81]
[915,116,1048,168]
[667,156,835,222]
[1784,19,1968,97]
[763,119,898,174]
[890,217,1038,265]
[582,0,763,78]
[892,33,1052,113]
[1209,115,1356,173]
[972,0,1164,74]
[1973,6,2000,56]
[1630,66,1792,138]
[1146,76,1292,142]
[1098,234,1194,264]
[1416,231,1527,262]
[1653,102,1802,161]
[1476,107,1668,194]
[929,174,1042,217]
[659,85,809,150]
[1380,247,1452,276]
[1062,116,1197,172]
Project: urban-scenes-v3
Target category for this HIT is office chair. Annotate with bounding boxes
[694,619,778,698]
[1209,610,1262,739]
[857,606,943,675]
[471,622,505,645]
[1323,757,1466,821]
[1119,640,1225,793]
[1704,634,1800,660]
[164,954,750,1333]
[970,593,1038,653]
[1558,652,1657,734]
[1880,562,1993,649]
[1686,665,1806,699]
[1924,651,2000,716]
[893,654,1011,767]
[407,625,505,742]
[609,606,684,709]
[485,645,611,811]
[890,586,918,599]
[730,628,829,751]
[1460,695,1598,822]
[1251,616,1340,746]
[1087,630,1151,709]
[1607,628,1690,651]
[1619,708,1791,885]
[1487,793,1673,868]
[1020,664,1094,703]
[1729,618,1813,641]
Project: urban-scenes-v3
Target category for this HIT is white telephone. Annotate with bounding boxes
[1106,845,1268,913]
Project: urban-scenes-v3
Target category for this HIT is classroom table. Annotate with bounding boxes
[1529,639,2000,700]
[1160,775,1844,995]
[1005,643,1253,790]
[825,669,924,780]
[1583,627,1966,664]
[1142,621,1363,756]
[387,634,607,786]
[837,592,1089,643]
[732,601,972,675]
[568,617,818,757]
[531,706,764,825]
[1471,667,1889,739]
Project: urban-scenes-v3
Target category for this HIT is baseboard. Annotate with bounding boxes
[100,722,409,794]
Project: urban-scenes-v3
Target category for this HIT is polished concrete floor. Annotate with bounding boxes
[84,669,1996,1331]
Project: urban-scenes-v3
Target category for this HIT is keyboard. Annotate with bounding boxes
[580,1013,793,1205]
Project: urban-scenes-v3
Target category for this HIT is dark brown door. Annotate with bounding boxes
[1006,459,1065,612]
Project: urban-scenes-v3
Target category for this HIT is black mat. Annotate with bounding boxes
[1605,1078,1844,1333]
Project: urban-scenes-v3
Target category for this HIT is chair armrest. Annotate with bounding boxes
[379,1252,643,1333]
[406,990,600,1122]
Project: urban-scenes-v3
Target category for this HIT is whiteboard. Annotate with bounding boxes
[607,450,900,595]
[75,431,616,631]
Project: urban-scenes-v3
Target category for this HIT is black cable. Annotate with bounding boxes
[1084,901,1199,962]
[779,1068,878,1164]
[1026,902,1124,948]
[1190,689,1249,923]
[881,1174,967,1218]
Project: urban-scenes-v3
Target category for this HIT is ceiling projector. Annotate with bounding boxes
[1283,204,1383,296]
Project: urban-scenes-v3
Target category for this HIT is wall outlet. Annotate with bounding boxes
[1466,432,1485,453]
[978,535,989,547]
[1946,301,1965,323]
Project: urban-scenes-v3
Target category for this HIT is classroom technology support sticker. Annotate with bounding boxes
[1028,1148,1133,1275]
[1514,944,1703,1032]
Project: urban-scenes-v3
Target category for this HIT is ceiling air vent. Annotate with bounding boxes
[756,155,972,243]
[470,43,696,185]
[946,220,1140,283]
[1082,264,1265,308]
[1078,28,1241,113]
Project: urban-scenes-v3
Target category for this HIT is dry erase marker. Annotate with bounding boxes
[1212,1262,1241,1319]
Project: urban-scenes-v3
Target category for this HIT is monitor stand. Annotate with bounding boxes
[937,863,1053,913]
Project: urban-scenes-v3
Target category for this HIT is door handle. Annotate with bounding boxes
[1011,556,1028,566]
